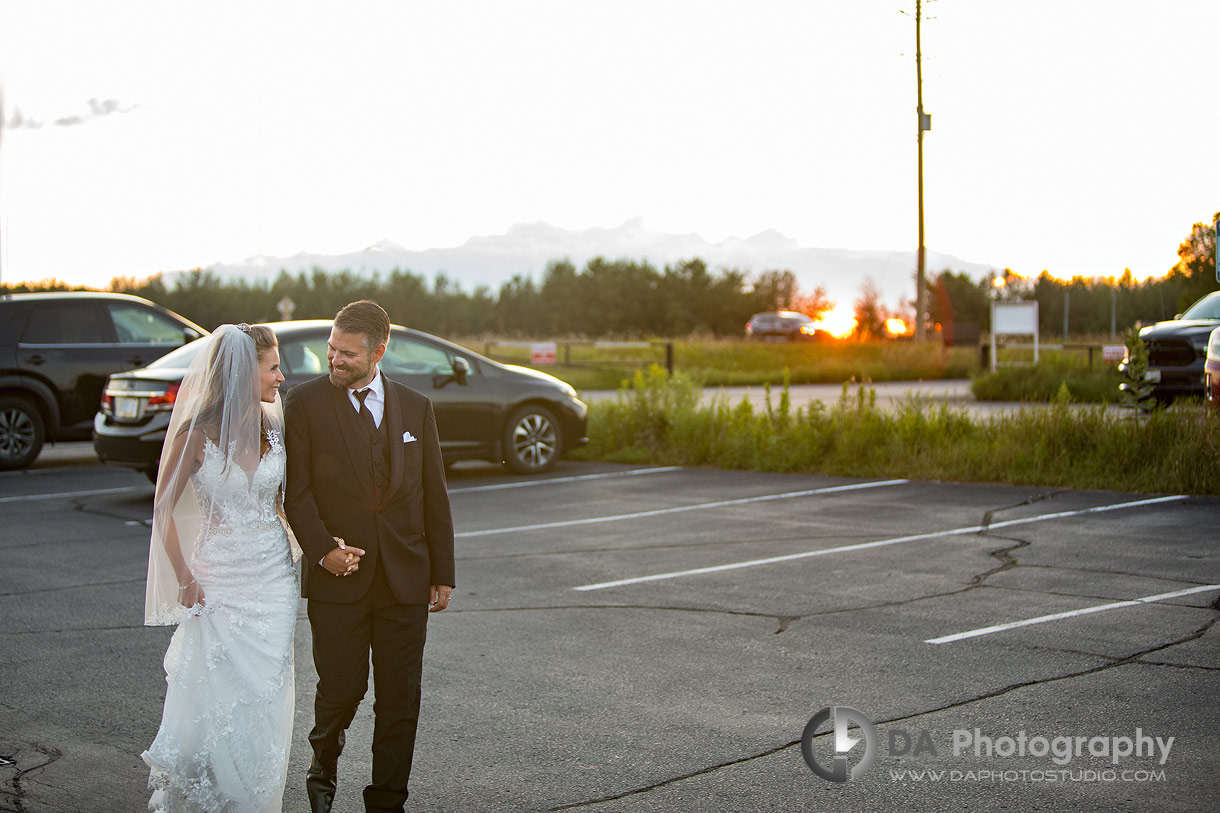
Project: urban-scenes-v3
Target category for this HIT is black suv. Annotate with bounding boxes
[0,292,207,468]
[1120,290,1220,403]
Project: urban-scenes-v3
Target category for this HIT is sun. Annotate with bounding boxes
[812,307,858,339]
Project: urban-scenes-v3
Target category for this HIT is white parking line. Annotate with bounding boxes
[572,494,1187,591]
[925,583,1220,645]
[0,486,142,504]
[456,479,908,538]
[450,466,683,494]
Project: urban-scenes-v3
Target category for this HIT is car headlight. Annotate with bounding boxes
[1208,328,1220,361]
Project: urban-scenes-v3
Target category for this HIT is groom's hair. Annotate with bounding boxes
[334,300,390,352]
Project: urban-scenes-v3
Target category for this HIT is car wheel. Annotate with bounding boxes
[0,395,45,470]
[503,405,562,474]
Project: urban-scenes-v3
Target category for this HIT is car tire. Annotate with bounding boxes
[503,404,562,474]
[0,395,46,470]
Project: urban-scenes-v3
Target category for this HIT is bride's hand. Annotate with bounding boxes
[178,579,206,608]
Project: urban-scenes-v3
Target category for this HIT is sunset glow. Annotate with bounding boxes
[813,307,858,339]
[884,317,910,337]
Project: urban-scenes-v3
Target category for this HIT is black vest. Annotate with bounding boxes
[343,393,392,504]
[368,409,391,503]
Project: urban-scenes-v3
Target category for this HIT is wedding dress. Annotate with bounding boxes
[141,428,299,812]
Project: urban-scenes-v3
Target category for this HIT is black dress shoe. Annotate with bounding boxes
[306,763,336,813]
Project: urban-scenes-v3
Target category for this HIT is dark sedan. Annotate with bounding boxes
[94,320,588,477]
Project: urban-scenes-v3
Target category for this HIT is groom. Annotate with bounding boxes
[284,300,455,812]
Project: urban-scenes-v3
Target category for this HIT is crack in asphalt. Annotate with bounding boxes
[0,742,62,813]
[549,604,1220,810]
[72,500,150,525]
[1138,659,1220,672]
[0,625,152,637]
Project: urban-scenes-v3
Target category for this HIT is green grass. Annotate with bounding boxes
[972,356,1123,403]
[467,336,1125,401]
[569,366,1220,495]
[469,337,980,390]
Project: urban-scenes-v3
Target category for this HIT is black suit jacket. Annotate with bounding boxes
[284,373,455,604]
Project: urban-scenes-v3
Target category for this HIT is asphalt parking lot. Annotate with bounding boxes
[1,449,1217,812]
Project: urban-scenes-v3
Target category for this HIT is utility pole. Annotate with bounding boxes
[914,0,932,342]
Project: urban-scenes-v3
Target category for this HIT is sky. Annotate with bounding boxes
[1,0,1217,292]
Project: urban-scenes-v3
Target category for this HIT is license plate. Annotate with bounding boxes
[116,396,141,420]
[1144,369,1161,383]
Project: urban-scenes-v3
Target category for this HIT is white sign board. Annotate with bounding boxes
[990,300,1039,372]
[530,342,557,365]
[1102,344,1126,362]
[991,301,1039,335]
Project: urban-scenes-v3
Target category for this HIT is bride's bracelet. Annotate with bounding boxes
[178,578,197,591]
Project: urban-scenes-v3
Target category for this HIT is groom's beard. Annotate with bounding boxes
[328,356,374,389]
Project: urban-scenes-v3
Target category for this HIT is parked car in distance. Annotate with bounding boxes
[1205,326,1220,408]
[94,320,588,479]
[0,292,207,469]
[745,311,820,341]
[1119,291,1220,404]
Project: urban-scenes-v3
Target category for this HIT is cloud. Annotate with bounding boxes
[4,98,136,130]
[4,106,42,130]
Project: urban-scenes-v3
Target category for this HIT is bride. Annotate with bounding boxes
[142,323,301,812]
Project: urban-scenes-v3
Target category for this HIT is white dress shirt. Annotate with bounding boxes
[347,365,385,428]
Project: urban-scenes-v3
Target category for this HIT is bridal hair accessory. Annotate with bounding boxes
[235,323,252,333]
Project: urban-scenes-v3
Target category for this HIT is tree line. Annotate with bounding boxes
[6,258,824,338]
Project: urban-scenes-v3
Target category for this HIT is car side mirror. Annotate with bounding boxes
[432,357,470,389]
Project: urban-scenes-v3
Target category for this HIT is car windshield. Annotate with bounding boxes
[1180,292,1220,320]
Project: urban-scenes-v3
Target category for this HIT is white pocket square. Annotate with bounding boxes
[402,431,417,443]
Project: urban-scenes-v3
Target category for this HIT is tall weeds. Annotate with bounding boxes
[576,366,1220,495]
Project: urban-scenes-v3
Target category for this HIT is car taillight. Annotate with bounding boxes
[145,382,180,413]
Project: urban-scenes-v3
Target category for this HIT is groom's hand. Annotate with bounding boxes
[429,585,452,612]
[321,538,366,577]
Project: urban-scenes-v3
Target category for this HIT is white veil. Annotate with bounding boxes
[143,324,286,625]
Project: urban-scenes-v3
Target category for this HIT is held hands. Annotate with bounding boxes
[322,537,366,577]
[320,538,450,612]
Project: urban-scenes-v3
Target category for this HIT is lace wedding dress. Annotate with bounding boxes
[142,431,298,812]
